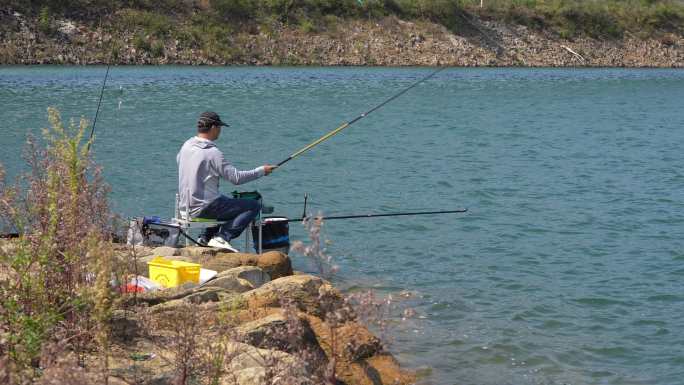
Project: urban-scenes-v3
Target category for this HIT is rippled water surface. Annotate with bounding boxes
[1,66,683,385]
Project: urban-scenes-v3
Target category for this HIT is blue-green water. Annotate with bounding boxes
[1,66,684,385]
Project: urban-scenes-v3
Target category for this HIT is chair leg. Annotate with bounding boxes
[245,221,252,253]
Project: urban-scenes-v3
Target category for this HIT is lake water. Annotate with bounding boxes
[1,66,683,385]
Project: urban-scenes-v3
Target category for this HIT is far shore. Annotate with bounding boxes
[2,15,682,68]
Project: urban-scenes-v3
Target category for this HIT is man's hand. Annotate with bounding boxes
[263,165,276,175]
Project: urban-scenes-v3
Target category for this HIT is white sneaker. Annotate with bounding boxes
[207,236,239,253]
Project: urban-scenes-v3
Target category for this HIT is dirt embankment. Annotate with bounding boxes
[1,9,682,67]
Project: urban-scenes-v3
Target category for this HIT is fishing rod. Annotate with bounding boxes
[299,209,468,222]
[275,66,446,168]
[291,194,466,223]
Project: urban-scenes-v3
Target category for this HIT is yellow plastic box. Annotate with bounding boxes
[147,256,201,288]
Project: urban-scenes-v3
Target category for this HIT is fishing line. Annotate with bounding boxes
[275,66,447,168]
[86,62,111,153]
[453,8,528,64]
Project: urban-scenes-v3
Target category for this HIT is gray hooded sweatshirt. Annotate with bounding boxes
[177,136,265,217]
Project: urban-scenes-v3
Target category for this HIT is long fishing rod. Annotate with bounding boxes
[279,208,467,223]
[275,66,446,168]
[86,63,111,153]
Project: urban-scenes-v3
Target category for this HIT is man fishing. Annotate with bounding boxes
[177,111,275,252]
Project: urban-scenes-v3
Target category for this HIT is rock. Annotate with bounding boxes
[217,265,270,288]
[184,287,222,304]
[149,298,191,314]
[178,246,220,258]
[150,246,180,257]
[255,251,292,279]
[189,252,243,271]
[294,313,416,385]
[57,20,78,36]
[145,371,175,385]
[110,309,141,342]
[236,311,326,362]
[240,274,347,319]
[222,342,312,385]
[107,339,175,385]
[304,315,382,362]
[364,353,417,385]
[186,251,292,279]
[203,275,254,293]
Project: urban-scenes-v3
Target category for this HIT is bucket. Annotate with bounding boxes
[252,217,289,254]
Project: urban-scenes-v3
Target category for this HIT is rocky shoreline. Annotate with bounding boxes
[1,10,682,67]
[98,244,416,385]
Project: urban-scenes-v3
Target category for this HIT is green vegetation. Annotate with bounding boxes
[476,0,684,38]
[4,0,683,60]
[9,0,684,34]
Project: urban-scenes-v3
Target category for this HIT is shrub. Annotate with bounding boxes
[393,0,462,28]
[133,32,151,52]
[649,2,684,32]
[151,40,166,57]
[116,9,173,38]
[212,0,258,20]
[299,17,317,33]
[38,6,53,35]
[0,108,114,380]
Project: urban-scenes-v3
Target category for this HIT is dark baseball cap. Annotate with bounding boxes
[198,111,229,127]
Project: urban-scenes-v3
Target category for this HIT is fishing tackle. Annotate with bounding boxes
[300,209,468,222]
[275,66,446,168]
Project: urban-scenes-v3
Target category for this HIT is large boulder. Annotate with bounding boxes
[302,315,415,385]
[221,342,313,385]
[239,274,347,319]
[236,311,326,363]
[186,251,292,279]
[254,251,292,280]
[304,315,382,363]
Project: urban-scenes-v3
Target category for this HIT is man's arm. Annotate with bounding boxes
[216,153,264,185]
[213,151,274,183]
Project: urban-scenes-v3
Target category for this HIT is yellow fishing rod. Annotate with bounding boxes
[275,67,446,168]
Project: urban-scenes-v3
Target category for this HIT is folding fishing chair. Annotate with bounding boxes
[172,193,266,253]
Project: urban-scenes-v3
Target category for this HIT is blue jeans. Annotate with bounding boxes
[196,195,260,241]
